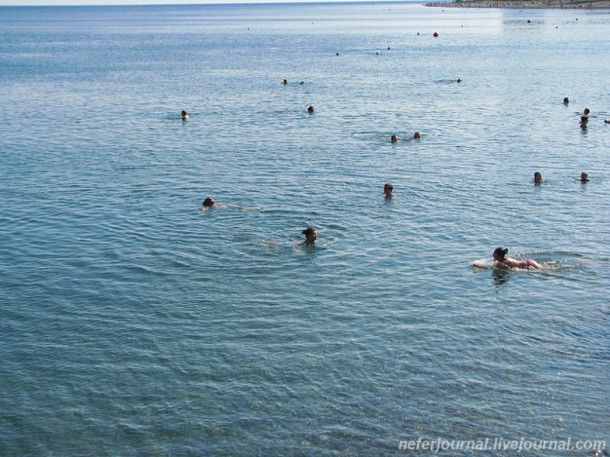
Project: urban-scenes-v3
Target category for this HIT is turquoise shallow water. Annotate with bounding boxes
[1,3,609,455]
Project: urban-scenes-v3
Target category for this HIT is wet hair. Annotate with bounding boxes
[494,247,508,260]
[563,97,569,105]
[302,227,316,237]
[307,105,314,114]
[203,197,215,207]
[384,182,393,191]
[413,132,421,139]
[583,108,590,115]
[391,135,398,143]
[534,172,542,183]
[182,110,187,116]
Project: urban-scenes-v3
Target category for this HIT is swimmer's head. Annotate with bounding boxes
[580,172,589,182]
[302,227,317,245]
[283,79,288,85]
[583,108,590,116]
[391,135,398,143]
[534,172,542,184]
[384,182,393,194]
[413,132,421,139]
[563,97,569,105]
[307,105,314,114]
[203,197,215,207]
[493,247,508,261]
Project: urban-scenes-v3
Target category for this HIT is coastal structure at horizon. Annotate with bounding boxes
[427,0,610,8]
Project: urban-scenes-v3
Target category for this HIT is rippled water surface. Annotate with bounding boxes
[1,3,609,455]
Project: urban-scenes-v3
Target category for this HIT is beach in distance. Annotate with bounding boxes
[428,0,610,8]
[0,2,609,456]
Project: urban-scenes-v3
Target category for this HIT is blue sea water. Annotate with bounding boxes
[0,2,609,455]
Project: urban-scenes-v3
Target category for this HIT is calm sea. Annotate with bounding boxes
[0,2,608,455]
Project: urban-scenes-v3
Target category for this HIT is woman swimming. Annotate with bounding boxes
[301,227,317,246]
[493,247,542,270]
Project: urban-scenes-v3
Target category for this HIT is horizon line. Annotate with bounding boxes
[1,0,423,6]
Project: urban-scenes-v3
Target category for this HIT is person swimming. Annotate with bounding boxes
[202,197,251,212]
[301,227,317,246]
[181,110,189,120]
[563,97,569,106]
[202,197,215,209]
[580,115,588,130]
[493,247,542,270]
[307,105,315,114]
[402,132,421,142]
[383,182,395,198]
[391,135,398,143]
[580,172,590,183]
[534,171,543,184]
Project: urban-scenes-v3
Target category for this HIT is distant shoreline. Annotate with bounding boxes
[426,0,610,8]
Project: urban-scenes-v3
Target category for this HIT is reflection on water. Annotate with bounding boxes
[492,268,511,286]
